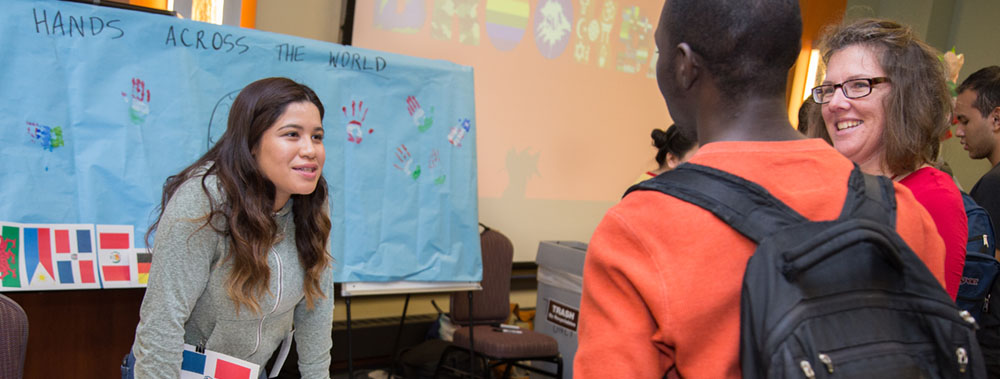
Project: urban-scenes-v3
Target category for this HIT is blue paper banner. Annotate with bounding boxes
[0,0,481,283]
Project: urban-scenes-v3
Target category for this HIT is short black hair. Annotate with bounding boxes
[957,66,1000,118]
[664,0,802,96]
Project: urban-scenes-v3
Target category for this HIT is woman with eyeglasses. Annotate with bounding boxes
[808,19,966,300]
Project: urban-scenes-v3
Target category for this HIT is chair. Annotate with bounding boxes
[435,226,562,378]
[0,293,29,379]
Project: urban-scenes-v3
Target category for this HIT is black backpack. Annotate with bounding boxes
[627,163,985,378]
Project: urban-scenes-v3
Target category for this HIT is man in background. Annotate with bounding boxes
[573,0,947,377]
[956,66,1000,228]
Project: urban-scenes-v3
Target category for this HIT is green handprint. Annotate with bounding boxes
[406,96,434,132]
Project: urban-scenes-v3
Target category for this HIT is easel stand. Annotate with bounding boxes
[340,281,481,379]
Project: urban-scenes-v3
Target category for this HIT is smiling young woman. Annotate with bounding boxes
[123,77,334,378]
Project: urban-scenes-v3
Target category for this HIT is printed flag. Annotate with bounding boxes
[134,248,152,286]
[1,223,22,289]
[181,344,259,379]
[96,225,136,288]
[51,225,100,289]
[22,226,58,289]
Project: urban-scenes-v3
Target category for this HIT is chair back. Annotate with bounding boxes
[450,227,513,325]
[0,293,28,379]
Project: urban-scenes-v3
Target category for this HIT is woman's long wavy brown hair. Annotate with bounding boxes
[808,19,952,176]
[147,77,331,314]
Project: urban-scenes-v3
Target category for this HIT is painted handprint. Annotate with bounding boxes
[393,144,421,180]
[27,121,64,151]
[405,96,434,132]
[122,77,151,124]
[448,118,472,147]
[428,148,446,185]
[342,99,373,144]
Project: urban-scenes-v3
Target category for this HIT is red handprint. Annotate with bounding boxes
[393,144,421,180]
[342,100,372,144]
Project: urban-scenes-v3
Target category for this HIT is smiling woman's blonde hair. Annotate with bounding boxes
[147,77,331,314]
[808,19,952,176]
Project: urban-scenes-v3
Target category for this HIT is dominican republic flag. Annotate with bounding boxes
[1,223,22,289]
[181,344,260,379]
[96,225,136,288]
[51,225,100,289]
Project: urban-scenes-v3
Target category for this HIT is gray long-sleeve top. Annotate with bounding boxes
[131,171,333,378]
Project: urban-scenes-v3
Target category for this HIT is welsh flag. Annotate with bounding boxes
[1,224,21,289]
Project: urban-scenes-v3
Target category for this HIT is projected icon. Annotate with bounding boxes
[485,0,530,51]
[535,0,573,59]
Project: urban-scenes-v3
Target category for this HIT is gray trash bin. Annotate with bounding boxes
[532,240,587,379]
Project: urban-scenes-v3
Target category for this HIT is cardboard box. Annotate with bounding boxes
[532,241,587,379]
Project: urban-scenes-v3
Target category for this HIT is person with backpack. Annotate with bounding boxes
[807,19,968,301]
[575,1,963,377]
[956,66,1000,234]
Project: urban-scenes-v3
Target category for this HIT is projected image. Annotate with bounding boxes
[485,0,530,51]
[574,0,616,67]
[616,5,654,74]
[374,0,426,33]
[354,0,667,203]
[431,0,480,44]
[535,0,573,59]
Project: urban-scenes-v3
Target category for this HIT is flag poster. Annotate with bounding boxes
[0,0,482,286]
[133,248,152,287]
[51,225,100,289]
[96,225,137,289]
[22,225,59,289]
[181,344,260,379]
[1,223,21,289]
[0,223,101,291]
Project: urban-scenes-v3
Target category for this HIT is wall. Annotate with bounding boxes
[845,0,1000,190]
[943,0,1000,190]
[789,0,848,123]
[254,0,344,43]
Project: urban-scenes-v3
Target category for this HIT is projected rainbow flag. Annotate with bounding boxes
[486,0,530,51]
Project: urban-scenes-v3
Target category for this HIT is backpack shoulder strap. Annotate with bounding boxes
[625,163,807,243]
[625,163,895,243]
[839,167,896,228]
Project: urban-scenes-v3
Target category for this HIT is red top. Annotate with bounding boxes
[575,140,946,378]
[899,166,968,300]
